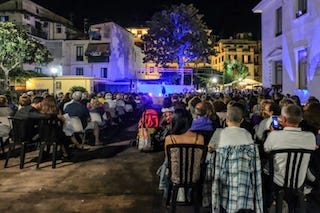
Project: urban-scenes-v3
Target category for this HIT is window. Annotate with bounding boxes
[0,16,9,22]
[296,0,307,18]
[274,61,282,85]
[56,81,62,90]
[56,23,62,33]
[248,55,252,63]
[76,46,83,61]
[76,67,84,76]
[298,49,307,89]
[101,68,108,78]
[34,67,42,73]
[275,7,282,36]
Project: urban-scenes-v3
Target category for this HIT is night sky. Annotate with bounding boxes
[32,0,262,39]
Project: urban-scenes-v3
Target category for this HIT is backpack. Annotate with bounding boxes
[139,109,159,128]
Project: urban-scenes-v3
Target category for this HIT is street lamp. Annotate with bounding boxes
[50,67,58,96]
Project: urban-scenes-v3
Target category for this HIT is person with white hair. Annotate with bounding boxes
[64,91,101,147]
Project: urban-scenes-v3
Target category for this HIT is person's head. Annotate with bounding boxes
[281,104,303,127]
[226,105,243,126]
[290,95,301,106]
[89,97,101,109]
[31,96,44,110]
[72,91,82,102]
[162,97,172,109]
[264,102,281,117]
[41,95,58,114]
[303,103,320,130]
[195,102,207,117]
[303,96,320,111]
[19,94,31,107]
[170,108,192,135]
[0,95,8,107]
[279,97,295,109]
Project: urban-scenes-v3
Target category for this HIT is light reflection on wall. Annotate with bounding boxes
[293,89,310,104]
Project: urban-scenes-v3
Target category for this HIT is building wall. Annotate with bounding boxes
[211,33,262,82]
[254,0,320,102]
[27,76,94,94]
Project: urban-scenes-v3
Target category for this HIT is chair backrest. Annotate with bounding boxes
[166,143,207,185]
[69,116,84,132]
[89,112,102,123]
[39,118,62,143]
[269,148,314,189]
[0,116,12,127]
[12,118,33,143]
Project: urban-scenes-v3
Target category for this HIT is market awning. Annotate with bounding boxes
[85,43,110,57]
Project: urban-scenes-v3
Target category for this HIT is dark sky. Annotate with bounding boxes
[33,0,261,38]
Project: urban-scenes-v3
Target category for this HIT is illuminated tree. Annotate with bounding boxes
[223,59,249,84]
[0,22,53,90]
[142,3,214,69]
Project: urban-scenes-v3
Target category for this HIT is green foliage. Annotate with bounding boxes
[223,59,249,84]
[0,22,53,90]
[142,3,214,69]
[69,86,87,93]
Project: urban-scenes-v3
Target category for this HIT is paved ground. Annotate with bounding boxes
[0,122,211,213]
[2,119,319,213]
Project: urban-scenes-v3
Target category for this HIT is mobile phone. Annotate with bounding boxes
[271,116,280,129]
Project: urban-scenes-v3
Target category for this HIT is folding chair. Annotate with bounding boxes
[4,118,39,169]
[268,149,314,213]
[37,118,65,169]
[165,143,207,213]
[69,116,86,144]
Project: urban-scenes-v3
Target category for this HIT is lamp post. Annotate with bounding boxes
[50,67,58,97]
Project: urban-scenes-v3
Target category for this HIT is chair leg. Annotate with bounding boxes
[0,138,4,153]
[52,142,57,169]
[170,186,179,213]
[276,190,285,213]
[193,187,200,213]
[4,144,13,168]
[37,142,45,169]
[20,142,26,169]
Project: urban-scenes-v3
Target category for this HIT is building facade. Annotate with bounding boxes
[253,0,320,102]
[0,0,144,93]
[210,33,262,82]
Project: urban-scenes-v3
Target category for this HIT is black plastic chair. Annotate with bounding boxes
[4,118,39,169]
[165,143,207,213]
[37,118,65,169]
[268,149,314,213]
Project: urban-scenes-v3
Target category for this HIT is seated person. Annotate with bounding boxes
[64,91,100,146]
[207,105,263,212]
[263,104,316,209]
[0,95,15,142]
[157,108,204,201]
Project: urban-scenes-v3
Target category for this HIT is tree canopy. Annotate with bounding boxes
[0,22,53,90]
[142,3,214,69]
[223,59,249,84]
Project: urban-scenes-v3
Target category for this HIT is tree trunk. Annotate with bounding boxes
[3,70,9,91]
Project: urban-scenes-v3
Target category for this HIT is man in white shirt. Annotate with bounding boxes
[209,104,254,149]
[264,104,316,187]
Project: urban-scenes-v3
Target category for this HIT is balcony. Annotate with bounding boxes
[30,27,48,39]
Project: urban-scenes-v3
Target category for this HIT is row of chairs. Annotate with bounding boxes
[2,112,106,169]
[164,143,313,213]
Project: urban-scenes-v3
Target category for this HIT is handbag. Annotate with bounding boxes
[138,127,156,151]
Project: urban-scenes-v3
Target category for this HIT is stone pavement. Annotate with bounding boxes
[0,123,211,213]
